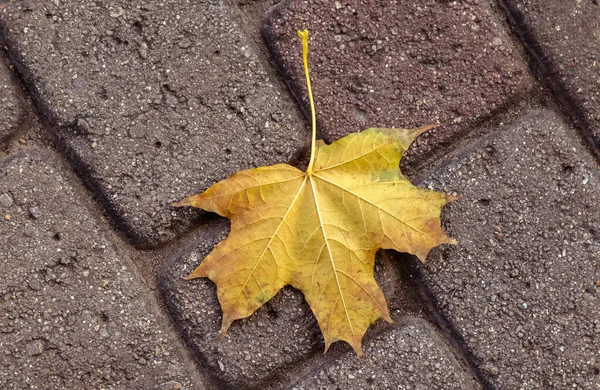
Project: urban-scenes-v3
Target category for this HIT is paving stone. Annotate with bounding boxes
[0,54,25,142]
[159,218,423,389]
[263,0,533,167]
[418,110,600,388]
[0,149,195,389]
[291,316,478,390]
[501,0,600,153]
[0,0,307,248]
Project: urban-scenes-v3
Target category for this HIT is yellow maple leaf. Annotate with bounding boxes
[174,29,457,357]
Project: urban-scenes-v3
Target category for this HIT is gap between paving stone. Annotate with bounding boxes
[496,0,600,163]
[0,0,309,249]
[413,109,600,389]
[498,0,600,160]
[0,148,205,389]
[398,253,495,390]
[236,0,291,61]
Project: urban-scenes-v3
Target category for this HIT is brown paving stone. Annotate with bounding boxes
[500,0,600,155]
[263,0,534,169]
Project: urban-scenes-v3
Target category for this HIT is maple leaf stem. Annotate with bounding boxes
[298,29,317,175]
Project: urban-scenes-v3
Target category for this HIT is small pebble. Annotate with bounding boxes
[178,39,192,49]
[165,94,178,108]
[158,381,183,390]
[28,279,42,291]
[26,340,44,356]
[77,118,90,132]
[109,6,124,18]
[29,206,41,219]
[139,42,148,59]
[0,193,14,208]
[485,363,500,376]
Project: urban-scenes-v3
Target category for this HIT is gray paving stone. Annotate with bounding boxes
[0,54,25,142]
[0,149,195,389]
[0,0,306,248]
[159,219,423,389]
[263,0,534,168]
[291,316,478,390]
[501,0,600,154]
[419,110,600,388]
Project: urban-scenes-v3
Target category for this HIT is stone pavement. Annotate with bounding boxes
[0,0,598,389]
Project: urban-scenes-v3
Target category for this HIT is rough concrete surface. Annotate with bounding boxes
[291,317,478,390]
[0,0,599,389]
[0,53,25,142]
[159,218,424,388]
[0,0,307,248]
[0,149,195,389]
[263,0,534,167]
[419,110,600,389]
[502,0,600,151]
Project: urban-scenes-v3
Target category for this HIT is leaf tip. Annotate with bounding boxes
[417,123,439,134]
[183,266,207,280]
[447,237,459,246]
[416,253,428,264]
[352,343,366,359]
[446,194,461,203]
[220,317,233,339]
[173,195,197,207]
[408,123,439,144]
[172,193,205,208]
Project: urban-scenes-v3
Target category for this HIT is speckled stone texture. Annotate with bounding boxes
[0,0,307,248]
[0,54,25,142]
[501,0,600,153]
[291,317,478,390]
[159,218,425,388]
[0,149,194,389]
[263,0,534,168]
[419,110,600,388]
[2,0,600,389]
